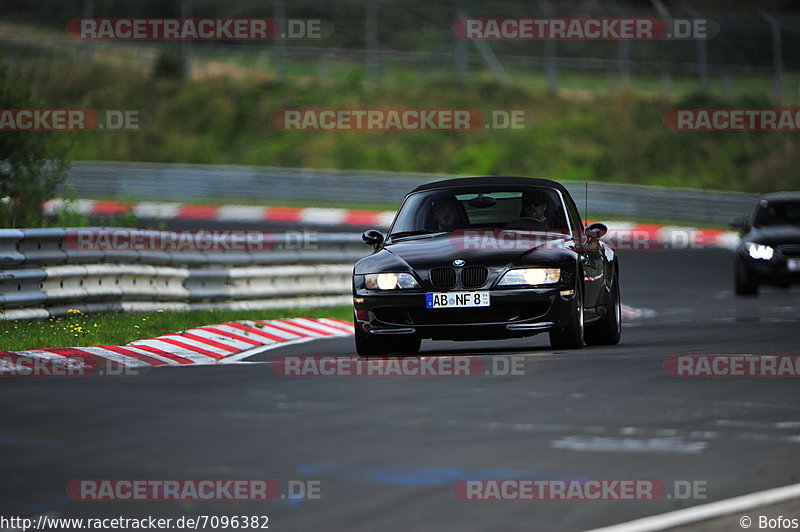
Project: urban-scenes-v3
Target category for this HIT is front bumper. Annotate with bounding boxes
[352,288,575,341]
[739,253,800,286]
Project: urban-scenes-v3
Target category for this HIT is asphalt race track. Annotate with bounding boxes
[2,246,799,531]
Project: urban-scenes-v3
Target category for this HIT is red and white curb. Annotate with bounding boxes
[44,199,738,249]
[0,307,658,374]
[0,317,354,372]
[44,199,396,227]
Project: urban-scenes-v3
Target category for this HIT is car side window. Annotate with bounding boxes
[563,194,583,236]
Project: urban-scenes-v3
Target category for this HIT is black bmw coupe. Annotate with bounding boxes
[731,192,800,296]
[352,177,621,355]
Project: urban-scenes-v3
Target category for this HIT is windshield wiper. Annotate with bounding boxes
[389,230,442,239]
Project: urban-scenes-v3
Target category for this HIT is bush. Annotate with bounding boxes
[0,67,71,228]
[152,48,183,79]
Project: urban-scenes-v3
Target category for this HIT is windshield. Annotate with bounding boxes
[390,187,570,237]
[753,200,800,227]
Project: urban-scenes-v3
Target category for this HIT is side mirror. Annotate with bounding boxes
[584,222,608,241]
[362,229,385,251]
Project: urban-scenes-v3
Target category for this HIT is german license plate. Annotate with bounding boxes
[788,258,800,272]
[426,292,490,309]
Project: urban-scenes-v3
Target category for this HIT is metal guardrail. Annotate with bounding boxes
[61,162,758,227]
[0,227,366,320]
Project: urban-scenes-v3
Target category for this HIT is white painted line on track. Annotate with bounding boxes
[216,335,340,364]
[551,435,708,454]
[588,481,800,532]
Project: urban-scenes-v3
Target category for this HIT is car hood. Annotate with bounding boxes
[748,225,800,247]
[383,230,576,269]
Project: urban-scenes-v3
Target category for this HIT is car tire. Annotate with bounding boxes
[549,276,584,350]
[391,336,422,355]
[584,271,621,346]
[735,259,758,296]
[354,317,421,357]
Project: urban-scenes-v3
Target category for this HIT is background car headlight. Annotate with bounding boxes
[498,268,561,286]
[746,243,774,260]
[365,273,420,290]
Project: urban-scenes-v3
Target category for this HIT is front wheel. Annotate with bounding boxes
[549,278,584,350]
[735,259,758,296]
[584,272,621,346]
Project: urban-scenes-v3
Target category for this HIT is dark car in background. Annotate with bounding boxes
[352,177,621,355]
[731,192,800,295]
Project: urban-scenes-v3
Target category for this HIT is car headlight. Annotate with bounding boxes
[498,268,561,286]
[364,273,420,290]
[746,243,774,260]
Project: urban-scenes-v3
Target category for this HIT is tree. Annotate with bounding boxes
[0,67,71,228]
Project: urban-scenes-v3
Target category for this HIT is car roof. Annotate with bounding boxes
[760,191,800,202]
[409,176,569,195]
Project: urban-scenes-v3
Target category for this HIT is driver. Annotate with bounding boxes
[432,196,462,232]
[519,191,550,226]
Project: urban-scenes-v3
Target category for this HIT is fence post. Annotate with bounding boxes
[273,0,286,80]
[611,2,630,88]
[537,0,558,94]
[365,0,379,82]
[83,0,94,63]
[659,66,671,95]
[454,5,468,84]
[759,10,784,104]
[457,5,510,86]
[722,67,732,100]
[688,9,708,94]
[180,0,193,79]
[696,38,708,94]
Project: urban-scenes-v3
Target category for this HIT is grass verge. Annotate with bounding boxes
[8,62,800,194]
[0,306,353,352]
